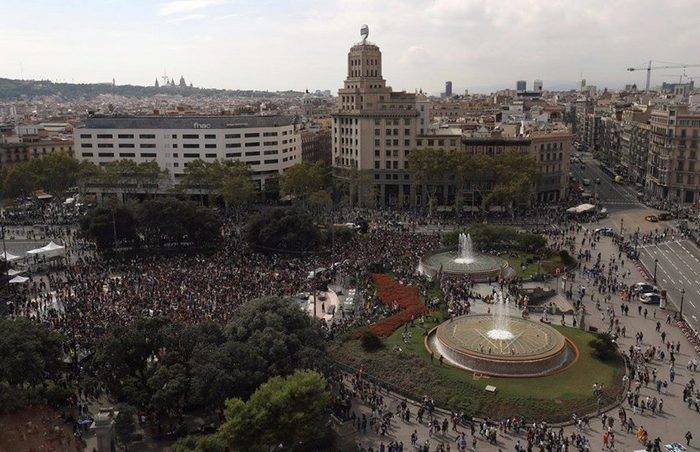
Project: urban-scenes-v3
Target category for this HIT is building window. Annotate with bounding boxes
[118,153,136,158]
[98,152,114,157]
[225,143,241,148]
[183,153,200,158]
[245,142,260,147]
[183,144,199,148]
[81,143,93,148]
[225,133,241,139]
[118,134,134,139]
[205,144,216,149]
[245,151,261,156]
[204,134,216,139]
[97,143,113,148]
[263,132,278,137]
[244,133,260,138]
[226,153,242,158]
[140,153,156,158]
[141,143,156,148]
[81,152,93,157]
[96,134,112,139]
[118,143,135,148]
[139,134,156,139]
[205,153,216,158]
[182,134,199,139]
[264,159,278,164]
[79,134,92,138]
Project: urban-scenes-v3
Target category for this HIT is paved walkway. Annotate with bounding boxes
[349,228,700,451]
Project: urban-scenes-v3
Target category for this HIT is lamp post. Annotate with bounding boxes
[680,288,686,318]
[620,217,624,235]
[653,258,658,284]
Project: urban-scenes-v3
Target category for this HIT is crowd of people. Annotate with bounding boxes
[3,198,699,451]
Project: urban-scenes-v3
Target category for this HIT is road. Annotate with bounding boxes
[638,239,700,331]
[571,154,642,212]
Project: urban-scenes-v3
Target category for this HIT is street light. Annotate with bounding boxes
[620,217,624,235]
[653,258,658,284]
[680,288,686,318]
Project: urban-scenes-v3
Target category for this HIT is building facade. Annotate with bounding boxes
[73,115,301,190]
[647,106,700,204]
[331,32,420,207]
[0,138,73,168]
[301,129,332,166]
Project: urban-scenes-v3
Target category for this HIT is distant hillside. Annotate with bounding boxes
[0,78,303,100]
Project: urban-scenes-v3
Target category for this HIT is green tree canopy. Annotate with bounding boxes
[181,159,257,209]
[218,370,330,451]
[244,208,321,253]
[280,162,328,199]
[0,318,62,387]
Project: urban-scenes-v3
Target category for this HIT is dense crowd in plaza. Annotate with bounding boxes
[3,198,699,451]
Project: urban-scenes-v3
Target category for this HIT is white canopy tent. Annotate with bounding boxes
[9,275,29,284]
[1,251,21,262]
[7,268,24,277]
[26,241,66,259]
[566,203,596,215]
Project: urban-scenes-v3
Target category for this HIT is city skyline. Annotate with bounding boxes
[1,0,698,94]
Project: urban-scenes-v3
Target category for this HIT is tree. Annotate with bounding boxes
[486,150,540,211]
[218,370,330,451]
[280,162,328,199]
[225,297,325,378]
[114,404,138,451]
[3,164,37,199]
[0,318,62,388]
[136,198,221,247]
[337,168,374,208]
[25,151,81,194]
[80,202,137,249]
[181,159,257,210]
[244,208,321,253]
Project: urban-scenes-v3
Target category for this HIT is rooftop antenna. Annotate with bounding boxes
[360,24,369,44]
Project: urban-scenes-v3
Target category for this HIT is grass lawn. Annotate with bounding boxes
[329,315,623,422]
[507,252,569,279]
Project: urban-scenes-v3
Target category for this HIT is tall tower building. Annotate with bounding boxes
[332,26,419,207]
[534,79,543,92]
[445,81,453,97]
[516,80,527,92]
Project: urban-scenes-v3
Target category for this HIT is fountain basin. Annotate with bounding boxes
[427,314,576,377]
[419,248,509,281]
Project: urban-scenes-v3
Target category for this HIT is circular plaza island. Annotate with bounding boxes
[427,314,576,378]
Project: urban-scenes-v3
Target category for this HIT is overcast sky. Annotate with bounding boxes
[1,0,698,94]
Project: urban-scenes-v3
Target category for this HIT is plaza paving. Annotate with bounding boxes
[350,228,700,451]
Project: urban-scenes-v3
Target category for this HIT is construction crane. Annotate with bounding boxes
[627,61,700,92]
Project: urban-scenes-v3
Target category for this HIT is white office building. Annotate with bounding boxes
[74,115,301,189]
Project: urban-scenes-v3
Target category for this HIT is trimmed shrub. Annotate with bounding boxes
[360,330,383,352]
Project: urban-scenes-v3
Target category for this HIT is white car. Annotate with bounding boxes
[639,292,661,304]
[632,282,658,295]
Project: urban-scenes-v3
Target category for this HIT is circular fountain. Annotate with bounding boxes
[420,233,509,281]
[427,294,576,377]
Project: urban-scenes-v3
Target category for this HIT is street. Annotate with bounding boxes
[639,239,700,331]
[571,154,641,212]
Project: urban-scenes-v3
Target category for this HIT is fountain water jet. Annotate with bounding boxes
[454,233,476,264]
[487,292,514,341]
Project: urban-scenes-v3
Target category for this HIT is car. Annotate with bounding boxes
[645,215,659,222]
[632,282,658,295]
[639,292,662,304]
[582,178,591,186]
[613,175,624,184]
[595,227,614,236]
[595,177,601,184]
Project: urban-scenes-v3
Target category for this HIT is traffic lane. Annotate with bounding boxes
[582,161,639,204]
[638,241,700,330]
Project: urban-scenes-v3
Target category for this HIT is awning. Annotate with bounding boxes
[566,203,596,214]
[7,269,24,277]
[0,251,21,262]
[27,241,65,258]
[9,275,29,284]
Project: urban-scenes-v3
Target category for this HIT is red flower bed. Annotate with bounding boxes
[368,274,427,337]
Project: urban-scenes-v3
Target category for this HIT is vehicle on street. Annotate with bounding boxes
[639,292,661,304]
[613,175,624,184]
[595,177,601,184]
[595,227,614,236]
[632,282,659,295]
[582,178,591,186]
[645,215,659,222]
